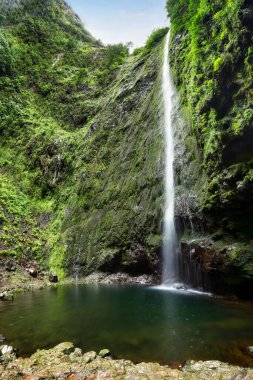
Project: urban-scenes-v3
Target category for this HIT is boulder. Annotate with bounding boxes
[0,292,14,301]
[0,345,17,364]
[5,261,16,272]
[28,268,38,278]
[54,342,75,355]
[1,345,15,355]
[49,272,58,283]
[83,351,97,364]
[69,347,82,362]
[99,349,110,358]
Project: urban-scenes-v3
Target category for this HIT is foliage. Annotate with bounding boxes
[0,172,42,260]
[0,0,163,277]
[0,30,15,76]
[145,28,169,51]
[132,28,169,57]
[167,0,253,238]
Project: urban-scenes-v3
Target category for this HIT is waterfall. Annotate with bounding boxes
[160,30,210,294]
[162,29,178,285]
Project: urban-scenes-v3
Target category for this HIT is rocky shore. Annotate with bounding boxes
[0,256,59,302]
[80,271,158,285]
[0,253,158,303]
[1,342,253,380]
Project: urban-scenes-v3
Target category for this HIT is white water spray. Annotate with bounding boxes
[162,29,178,285]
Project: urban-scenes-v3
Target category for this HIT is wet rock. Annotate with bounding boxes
[83,271,158,285]
[180,239,253,298]
[0,292,14,301]
[69,347,82,362]
[182,359,253,378]
[1,344,253,379]
[28,268,38,278]
[83,351,97,363]
[49,272,58,283]
[184,360,220,372]
[0,256,17,272]
[54,342,75,355]
[175,284,186,290]
[0,345,17,364]
[5,261,16,272]
[99,349,110,358]
[39,270,49,279]
[1,345,15,355]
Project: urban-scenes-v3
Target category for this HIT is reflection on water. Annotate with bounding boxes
[0,284,253,366]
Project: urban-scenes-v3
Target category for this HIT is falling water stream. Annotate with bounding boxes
[161,31,211,294]
[162,29,178,286]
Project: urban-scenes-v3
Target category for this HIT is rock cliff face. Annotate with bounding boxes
[167,0,253,295]
[64,49,164,277]
[0,0,164,278]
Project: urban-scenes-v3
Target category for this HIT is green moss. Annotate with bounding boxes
[0,171,43,260]
[168,0,253,240]
[213,57,223,72]
[133,28,169,58]
[0,0,165,275]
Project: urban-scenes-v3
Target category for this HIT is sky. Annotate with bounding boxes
[67,0,168,49]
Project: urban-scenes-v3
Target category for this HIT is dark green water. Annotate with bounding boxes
[0,284,253,366]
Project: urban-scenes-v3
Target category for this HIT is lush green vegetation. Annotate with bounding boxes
[0,0,163,277]
[167,0,253,277]
[1,0,253,285]
[0,0,129,271]
[133,27,169,56]
[167,0,253,235]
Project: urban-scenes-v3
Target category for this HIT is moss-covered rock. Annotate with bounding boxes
[167,0,253,286]
[167,0,253,221]
[1,342,253,379]
[0,0,164,277]
[63,46,165,276]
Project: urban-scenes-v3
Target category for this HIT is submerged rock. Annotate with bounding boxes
[0,335,6,343]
